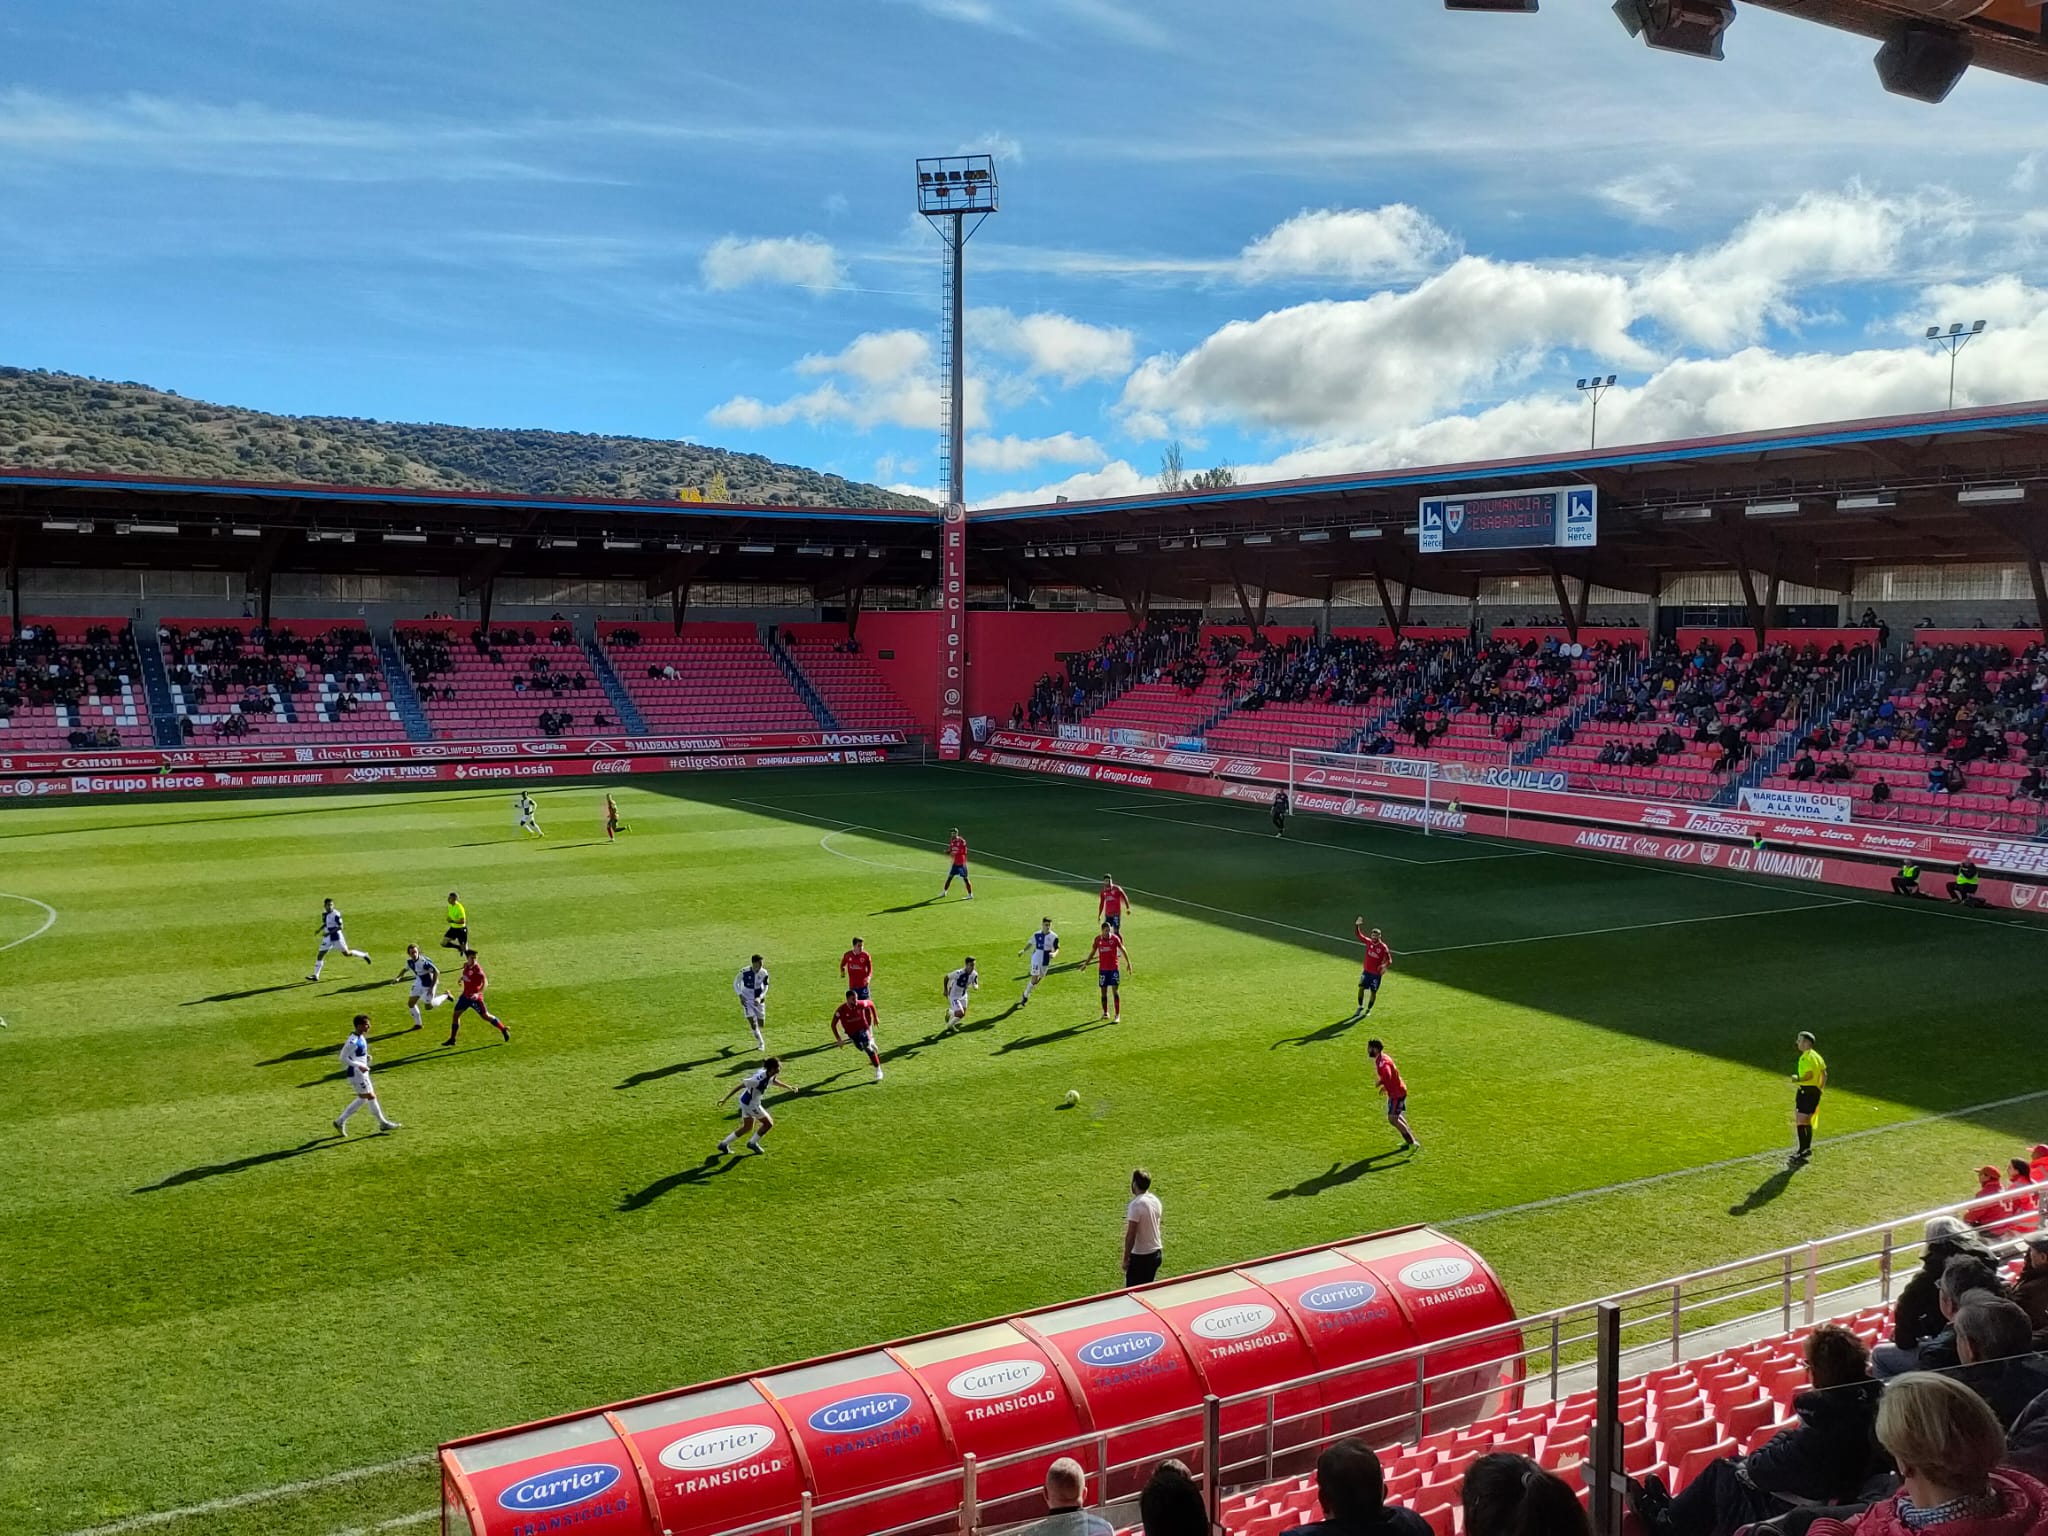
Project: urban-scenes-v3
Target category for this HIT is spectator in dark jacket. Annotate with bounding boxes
[1955,1299,2048,1431]
[1879,1255,2010,1380]
[1630,1325,1886,1536]
[1283,1439,1432,1536]
[1138,1459,1207,1536]
[2014,1238,2048,1348]
[1463,1453,1590,1536]
[1895,1220,1998,1350]
[2003,1387,2048,1483]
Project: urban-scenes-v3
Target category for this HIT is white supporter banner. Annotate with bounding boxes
[1737,786,1854,824]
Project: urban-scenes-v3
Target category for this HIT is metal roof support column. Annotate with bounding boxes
[1734,564,1767,645]
[1371,569,1404,639]
[672,581,689,638]
[4,525,18,636]
[1549,566,1580,642]
[2030,556,2048,637]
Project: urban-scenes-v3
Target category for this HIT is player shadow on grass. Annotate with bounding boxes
[134,1138,337,1193]
[788,1070,874,1100]
[870,896,944,915]
[994,1015,1118,1055]
[180,981,312,1006]
[1268,1147,1414,1199]
[616,1046,741,1089]
[1728,1164,1800,1216]
[714,1042,835,1077]
[258,1027,417,1066]
[618,1155,744,1210]
[543,841,604,851]
[1273,1014,1371,1049]
[296,1042,496,1086]
[882,1008,1012,1065]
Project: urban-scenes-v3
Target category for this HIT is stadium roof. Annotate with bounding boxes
[3,402,2046,627]
[968,402,2048,622]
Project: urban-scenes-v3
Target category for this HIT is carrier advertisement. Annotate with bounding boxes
[612,1383,807,1536]
[895,1324,1086,1521]
[1140,1276,1326,1464]
[756,1353,955,1535]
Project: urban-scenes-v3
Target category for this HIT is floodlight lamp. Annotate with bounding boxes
[1972,320,1986,334]
[1926,326,1942,339]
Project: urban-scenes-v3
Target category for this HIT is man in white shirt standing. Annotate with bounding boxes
[334,1014,400,1136]
[1123,1168,1163,1288]
[734,954,770,1050]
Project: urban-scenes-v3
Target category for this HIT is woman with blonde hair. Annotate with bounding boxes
[1808,1373,2048,1536]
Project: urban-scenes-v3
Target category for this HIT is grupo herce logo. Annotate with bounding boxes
[947,1359,1048,1402]
[1191,1303,1276,1341]
[1398,1257,1475,1291]
[496,1463,622,1512]
[659,1424,777,1473]
[807,1392,913,1434]
[1299,1280,1379,1314]
[1077,1330,1166,1369]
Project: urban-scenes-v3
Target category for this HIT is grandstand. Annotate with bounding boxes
[395,622,608,740]
[599,622,817,734]
[0,616,144,750]
[160,619,405,745]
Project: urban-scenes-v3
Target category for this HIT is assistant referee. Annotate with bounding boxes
[442,891,469,953]
[1791,1031,1827,1165]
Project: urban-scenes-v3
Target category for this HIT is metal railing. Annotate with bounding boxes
[694,1193,2036,1536]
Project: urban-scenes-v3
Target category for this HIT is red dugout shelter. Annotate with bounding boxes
[438,1224,1518,1536]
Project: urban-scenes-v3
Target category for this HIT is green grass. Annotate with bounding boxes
[4,763,2045,1536]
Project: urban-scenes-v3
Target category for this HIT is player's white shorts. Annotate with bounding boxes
[409,983,442,1008]
[347,1067,373,1095]
[740,1000,766,1024]
[1028,956,1052,979]
[518,814,538,829]
[948,995,970,1020]
[737,1095,772,1123]
[319,933,352,954]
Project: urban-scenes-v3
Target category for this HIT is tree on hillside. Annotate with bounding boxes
[1189,461,1237,491]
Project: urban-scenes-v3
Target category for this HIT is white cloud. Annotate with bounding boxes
[1598,170,1686,225]
[974,460,1153,509]
[971,307,1135,385]
[959,131,1024,164]
[1118,188,1950,442]
[1236,205,1457,284]
[887,481,950,505]
[709,327,988,433]
[700,234,844,292]
[965,431,1108,472]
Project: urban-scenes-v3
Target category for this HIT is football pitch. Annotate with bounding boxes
[5,763,2046,1536]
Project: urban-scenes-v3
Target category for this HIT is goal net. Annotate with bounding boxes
[1285,748,1475,837]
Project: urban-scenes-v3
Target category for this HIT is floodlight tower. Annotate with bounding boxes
[917,155,999,511]
[1576,374,1618,450]
[1925,320,1987,411]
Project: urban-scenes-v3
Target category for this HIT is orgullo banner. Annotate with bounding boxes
[0,731,906,777]
[0,749,888,799]
[938,503,967,761]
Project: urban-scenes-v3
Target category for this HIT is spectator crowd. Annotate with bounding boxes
[161,623,379,739]
[0,621,137,747]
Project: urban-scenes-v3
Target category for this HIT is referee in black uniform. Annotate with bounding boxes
[1271,789,1291,837]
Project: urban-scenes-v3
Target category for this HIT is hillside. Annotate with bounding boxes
[0,367,932,510]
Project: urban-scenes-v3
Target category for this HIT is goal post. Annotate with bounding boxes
[1285,747,1477,837]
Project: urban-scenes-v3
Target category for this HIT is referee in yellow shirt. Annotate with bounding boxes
[441,892,469,954]
[1792,1031,1827,1165]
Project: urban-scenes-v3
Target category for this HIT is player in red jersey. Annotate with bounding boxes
[941,829,973,899]
[831,988,884,1082]
[1352,922,1393,1019]
[1368,1038,1418,1151]
[1089,923,1132,1021]
[446,949,510,1045]
[1098,875,1130,932]
[840,936,874,1001]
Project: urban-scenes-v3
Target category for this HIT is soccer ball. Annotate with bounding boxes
[1065,1089,1080,1105]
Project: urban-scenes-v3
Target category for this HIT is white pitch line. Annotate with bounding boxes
[1400,898,1859,957]
[0,892,57,954]
[818,831,929,875]
[1445,1086,2048,1231]
[1097,806,1539,866]
[59,1453,435,1536]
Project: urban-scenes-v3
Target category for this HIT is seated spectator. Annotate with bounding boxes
[1893,861,1927,899]
[1792,752,1820,781]
[1822,756,1856,783]
[1880,1255,2010,1379]
[1462,1452,1590,1536]
[1807,1372,2047,1536]
[1873,780,1893,805]
[1630,1324,1885,1536]
[1972,1168,2015,1232]
[1284,1438,1430,1536]
[2014,1237,2048,1347]
[1951,861,1990,909]
[1022,1457,1110,1536]
[1139,1460,1206,1536]
[2011,1162,2040,1229]
[1954,1298,2048,1429]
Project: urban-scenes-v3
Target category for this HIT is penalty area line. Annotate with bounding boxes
[58,1454,436,1536]
[1445,1086,2048,1231]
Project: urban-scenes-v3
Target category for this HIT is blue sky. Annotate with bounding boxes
[2,0,2044,507]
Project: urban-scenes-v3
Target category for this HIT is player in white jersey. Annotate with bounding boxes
[395,944,449,1031]
[308,898,371,980]
[942,957,979,1030]
[515,792,544,838]
[1017,919,1060,1006]
[333,1014,400,1135]
[734,954,771,1050]
[716,1056,791,1154]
